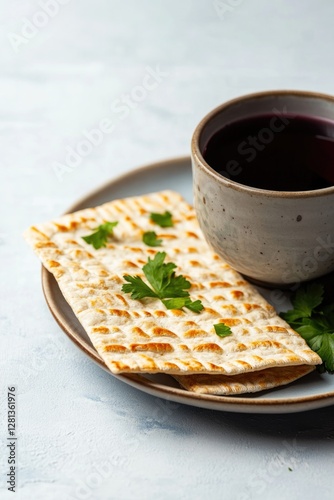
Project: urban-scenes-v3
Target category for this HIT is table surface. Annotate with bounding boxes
[1,1,334,499]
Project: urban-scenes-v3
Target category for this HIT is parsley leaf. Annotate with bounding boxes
[162,298,204,313]
[82,221,118,249]
[150,211,173,227]
[142,231,162,247]
[141,252,191,298]
[214,323,233,338]
[122,252,203,312]
[122,275,158,300]
[280,284,334,373]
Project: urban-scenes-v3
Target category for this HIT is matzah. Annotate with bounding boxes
[174,365,315,395]
[24,190,321,382]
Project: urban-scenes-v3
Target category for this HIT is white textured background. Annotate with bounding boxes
[1,1,334,499]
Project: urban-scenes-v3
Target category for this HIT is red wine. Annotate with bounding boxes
[203,113,334,191]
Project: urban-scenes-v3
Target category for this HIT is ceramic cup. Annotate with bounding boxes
[191,90,334,286]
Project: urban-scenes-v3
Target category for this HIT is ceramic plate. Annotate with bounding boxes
[42,157,334,414]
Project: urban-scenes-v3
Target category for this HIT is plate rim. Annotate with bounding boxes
[41,156,334,413]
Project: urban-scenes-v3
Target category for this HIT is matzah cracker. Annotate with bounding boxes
[174,365,315,395]
[24,190,321,377]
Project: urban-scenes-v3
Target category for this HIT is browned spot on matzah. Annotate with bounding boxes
[54,223,69,232]
[147,249,158,255]
[126,247,142,252]
[194,343,223,353]
[73,249,93,259]
[188,247,197,253]
[252,355,263,362]
[99,270,109,277]
[189,260,201,266]
[181,360,204,370]
[204,307,220,316]
[265,326,288,333]
[186,231,199,239]
[231,290,244,299]
[95,309,106,315]
[109,309,131,318]
[244,304,262,312]
[170,309,184,316]
[213,295,226,301]
[179,345,190,351]
[30,226,49,239]
[132,327,150,338]
[105,345,129,353]
[123,260,138,268]
[251,340,282,349]
[80,217,95,223]
[115,294,128,306]
[184,329,208,338]
[210,281,232,288]
[35,241,56,248]
[235,360,252,369]
[218,318,241,326]
[153,310,167,317]
[158,234,177,239]
[235,343,247,351]
[164,362,179,370]
[130,343,173,353]
[48,260,60,268]
[190,283,205,290]
[221,304,238,315]
[152,327,177,338]
[92,326,110,333]
[111,361,130,371]
[140,310,152,317]
[111,275,123,284]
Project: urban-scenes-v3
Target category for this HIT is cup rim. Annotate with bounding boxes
[191,89,334,199]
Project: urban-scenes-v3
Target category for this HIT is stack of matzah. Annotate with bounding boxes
[24,191,321,395]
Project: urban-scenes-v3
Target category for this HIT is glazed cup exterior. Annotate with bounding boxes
[191,90,334,286]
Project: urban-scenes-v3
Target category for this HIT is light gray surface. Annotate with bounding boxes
[1,1,334,499]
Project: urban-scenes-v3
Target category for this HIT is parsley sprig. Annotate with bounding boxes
[280,284,334,373]
[122,252,203,313]
[142,231,162,247]
[82,221,118,249]
[150,211,173,228]
[214,323,233,338]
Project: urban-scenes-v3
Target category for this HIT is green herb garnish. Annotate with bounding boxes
[142,231,162,247]
[214,323,233,338]
[82,221,118,249]
[150,211,173,227]
[122,251,203,313]
[280,284,334,373]
[162,297,204,313]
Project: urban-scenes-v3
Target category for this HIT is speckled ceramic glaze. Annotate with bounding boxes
[191,91,334,286]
